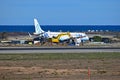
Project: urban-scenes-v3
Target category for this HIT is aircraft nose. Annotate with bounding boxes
[81,36,89,40]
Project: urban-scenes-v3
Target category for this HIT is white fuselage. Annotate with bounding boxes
[33,18,89,44]
[43,31,89,41]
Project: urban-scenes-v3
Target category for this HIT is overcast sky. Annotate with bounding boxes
[0,0,120,25]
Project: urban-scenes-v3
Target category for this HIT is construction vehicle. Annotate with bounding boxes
[51,32,71,43]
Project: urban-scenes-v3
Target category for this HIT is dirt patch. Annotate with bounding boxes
[0,67,97,74]
[0,59,120,80]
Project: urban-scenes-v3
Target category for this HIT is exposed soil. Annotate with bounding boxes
[0,59,120,80]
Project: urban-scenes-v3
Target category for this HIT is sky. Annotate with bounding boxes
[0,0,120,25]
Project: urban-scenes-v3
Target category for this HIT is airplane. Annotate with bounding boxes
[33,18,89,45]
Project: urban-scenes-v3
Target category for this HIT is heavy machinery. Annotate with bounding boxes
[51,32,71,43]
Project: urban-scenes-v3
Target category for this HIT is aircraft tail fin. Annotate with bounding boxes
[34,18,44,34]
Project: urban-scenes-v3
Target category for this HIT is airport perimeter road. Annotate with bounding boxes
[0,47,120,53]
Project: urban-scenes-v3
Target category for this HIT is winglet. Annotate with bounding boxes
[28,32,32,38]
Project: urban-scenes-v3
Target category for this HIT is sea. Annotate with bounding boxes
[0,25,120,33]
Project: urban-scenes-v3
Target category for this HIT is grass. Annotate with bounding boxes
[0,52,120,60]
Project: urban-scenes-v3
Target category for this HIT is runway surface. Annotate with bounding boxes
[0,47,120,53]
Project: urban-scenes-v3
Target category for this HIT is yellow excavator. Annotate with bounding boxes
[51,32,71,43]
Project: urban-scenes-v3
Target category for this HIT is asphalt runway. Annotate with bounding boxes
[0,47,120,53]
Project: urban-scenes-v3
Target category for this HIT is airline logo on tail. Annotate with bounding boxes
[34,18,44,35]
